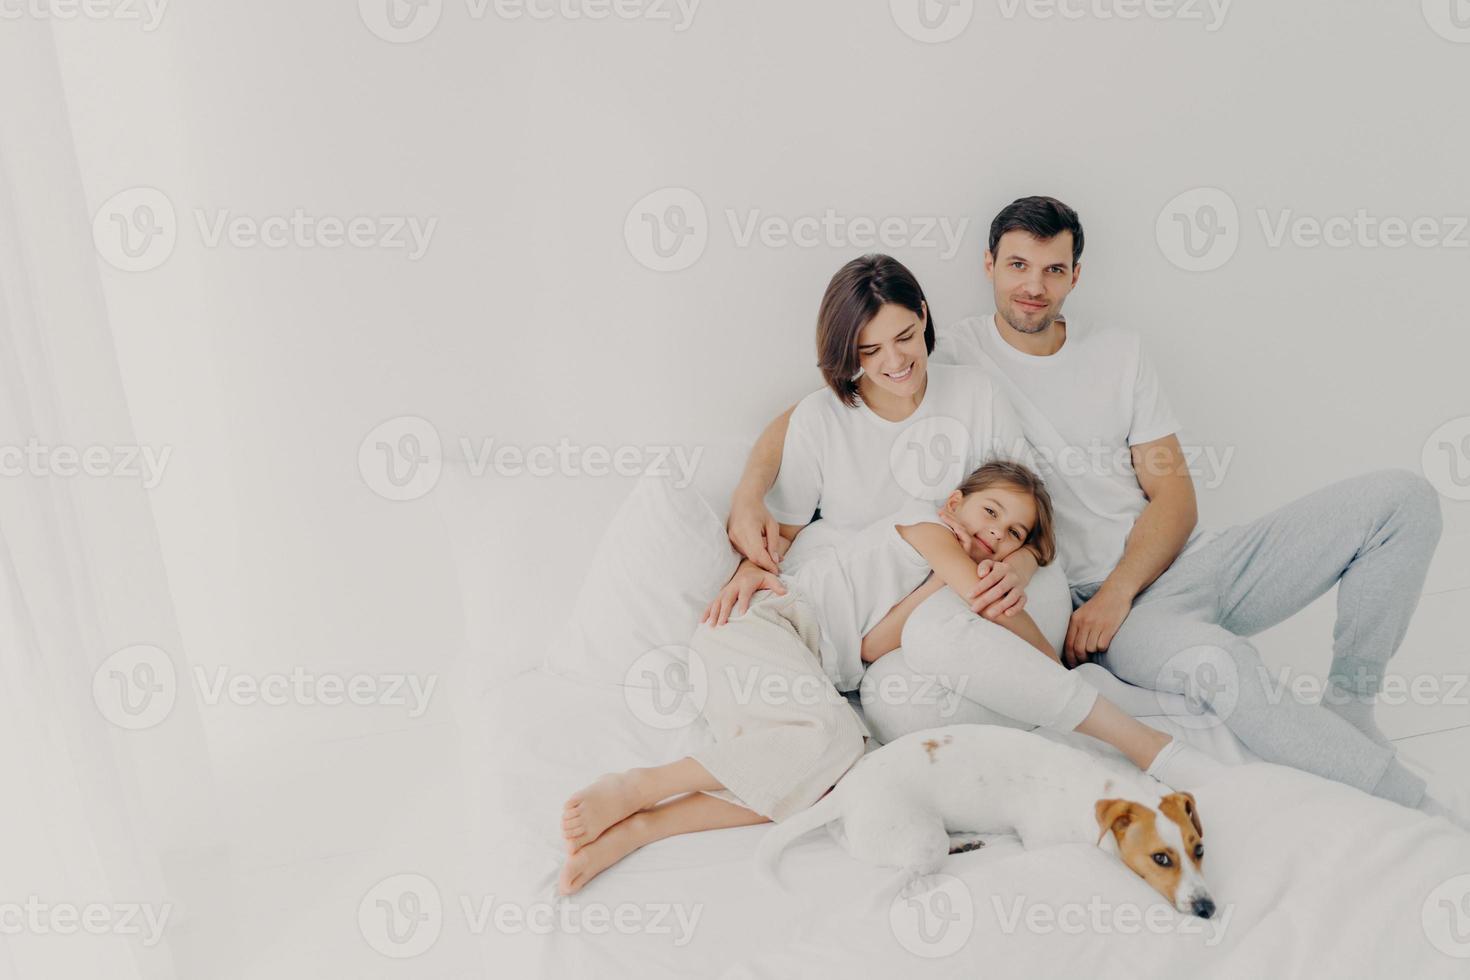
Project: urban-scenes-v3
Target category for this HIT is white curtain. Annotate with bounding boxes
[0,23,223,980]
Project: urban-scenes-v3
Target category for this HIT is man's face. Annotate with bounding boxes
[984,230,1081,335]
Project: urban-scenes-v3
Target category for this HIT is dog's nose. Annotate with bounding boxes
[1191,896,1216,920]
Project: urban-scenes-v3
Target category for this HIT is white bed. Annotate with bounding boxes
[440,463,1470,979]
[473,666,1470,979]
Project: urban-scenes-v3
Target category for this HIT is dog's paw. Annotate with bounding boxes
[947,833,987,855]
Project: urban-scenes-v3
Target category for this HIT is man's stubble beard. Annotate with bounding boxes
[999,303,1062,336]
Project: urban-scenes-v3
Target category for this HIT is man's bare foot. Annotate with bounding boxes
[561,771,648,850]
[557,812,651,895]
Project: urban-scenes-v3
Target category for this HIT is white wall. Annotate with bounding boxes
[50,1,1470,727]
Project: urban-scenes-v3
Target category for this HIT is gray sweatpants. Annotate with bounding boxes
[1081,469,1442,807]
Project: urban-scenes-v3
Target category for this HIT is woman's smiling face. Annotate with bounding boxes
[854,302,928,401]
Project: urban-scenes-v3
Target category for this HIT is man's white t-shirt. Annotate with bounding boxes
[933,314,1216,589]
[783,498,948,692]
[765,362,1034,532]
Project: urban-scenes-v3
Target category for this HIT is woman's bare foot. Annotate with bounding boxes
[561,771,649,850]
[558,812,651,895]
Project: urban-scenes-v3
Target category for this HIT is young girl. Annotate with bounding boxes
[558,459,1219,895]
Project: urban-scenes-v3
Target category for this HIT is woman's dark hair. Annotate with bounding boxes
[816,254,935,407]
[988,196,1085,267]
[955,459,1057,566]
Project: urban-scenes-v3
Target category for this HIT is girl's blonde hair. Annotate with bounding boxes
[955,460,1057,566]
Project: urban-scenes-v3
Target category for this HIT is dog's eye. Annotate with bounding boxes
[1152,852,1172,868]
[1194,844,1204,860]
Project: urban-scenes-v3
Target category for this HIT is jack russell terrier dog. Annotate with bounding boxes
[757,724,1217,919]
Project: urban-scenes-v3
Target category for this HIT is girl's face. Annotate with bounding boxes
[854,302,928,401]
[941,482,1038,562]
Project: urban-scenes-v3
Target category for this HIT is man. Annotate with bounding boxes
[726,196,1464,824]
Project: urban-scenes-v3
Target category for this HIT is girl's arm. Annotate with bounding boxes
[860,574,945,663]
[897,522,1062,664]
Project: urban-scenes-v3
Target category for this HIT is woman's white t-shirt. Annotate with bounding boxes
[763,362,1036,688]
[782,499,948,692]
[766,363,1035,530]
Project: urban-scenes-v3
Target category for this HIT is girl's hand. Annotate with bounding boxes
[701,560,787,628]
[965,559,1027,621]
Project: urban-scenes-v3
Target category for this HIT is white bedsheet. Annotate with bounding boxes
[473,667,1470,979]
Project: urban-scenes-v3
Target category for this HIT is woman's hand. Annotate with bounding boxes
[726,492,789,574]
[964,559,1027,621]
[701,559,787,627]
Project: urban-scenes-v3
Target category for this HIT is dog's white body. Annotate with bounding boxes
[757,724,1215,916]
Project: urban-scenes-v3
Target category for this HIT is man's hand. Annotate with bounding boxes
[701,559,787,628]
[1063,584,1134,668]
[965,559,1027,621]
[726,493,788,574]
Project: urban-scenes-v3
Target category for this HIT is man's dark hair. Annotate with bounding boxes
[988,196,1084,267]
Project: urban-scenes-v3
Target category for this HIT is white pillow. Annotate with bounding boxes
[544,474,739,687]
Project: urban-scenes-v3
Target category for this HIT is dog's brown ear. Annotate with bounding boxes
[1162,791,1203,839]
[1094,799,1134,845]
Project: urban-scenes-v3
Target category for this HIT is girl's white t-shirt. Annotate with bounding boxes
[765,363,1035,531]
[781,498,948,692]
